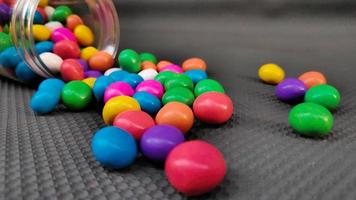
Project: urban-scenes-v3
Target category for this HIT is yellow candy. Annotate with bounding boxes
[258,63,285,85]
[102,96,141,125]
[39,0,48,7]
[74,25,94,46]
[82,77,96,89]
[32,25,51,41]
[81,46,98,61]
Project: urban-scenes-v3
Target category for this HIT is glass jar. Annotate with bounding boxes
[0,0,120,81]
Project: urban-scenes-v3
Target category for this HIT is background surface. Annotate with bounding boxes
[1,1,356,199]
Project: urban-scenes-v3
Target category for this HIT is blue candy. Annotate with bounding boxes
[122,73,144,89]
[30,90,60,114]
[91,126,137,169]
[15,62,39,82]
[0,47,21,68]
[34,11,44,24]
[35,41,54,54]
[109,70,129,82]
[184,69,208,84]
[93,76,114,102]
[133,91,162,115]
[38,78,65,92]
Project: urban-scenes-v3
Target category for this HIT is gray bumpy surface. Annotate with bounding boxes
[1,8,356,200]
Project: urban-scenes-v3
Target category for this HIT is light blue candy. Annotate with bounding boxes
[30,90,60,114]
[93,76,115,102]
[0,47,21,68]
[38,78,65,92]
[184,69,208,84]
[109,70,129,82]
[91,126,137,169]
[35,41,54,54]
[133,91,162,115]
[15,62,39,82]
[34,11,44,24]
[122,73,144,89]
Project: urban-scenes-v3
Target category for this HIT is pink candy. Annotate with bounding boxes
[51,28,77,43]
[104,82,135,103]
[136,80,165,99]
[160,64,184,74]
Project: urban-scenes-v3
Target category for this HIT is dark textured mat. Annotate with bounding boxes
[1,8,356,200]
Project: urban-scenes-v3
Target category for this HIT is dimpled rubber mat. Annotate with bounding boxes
[1,7,356,200]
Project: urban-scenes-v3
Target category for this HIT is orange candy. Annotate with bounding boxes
[66,15,84,31]
[182,57,207,71]
[157,60,173,71]
[298,71,327,89]
[156,102,194,134]
[0,26,2,32]
[141,61,157,70]
[89,51,114,72]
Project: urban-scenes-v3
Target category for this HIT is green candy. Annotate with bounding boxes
[140,52,157,64]
[2,24,9,34]
[51,6,72,22]
[162,87,195,106]
[118,49,141,73]
[61,81,92,110]
[164,74,194,91]
[194,79,225,97]
[0,32,12,53]
[289,102,333,137]
[155,71,176,85]
[305,84,340,110]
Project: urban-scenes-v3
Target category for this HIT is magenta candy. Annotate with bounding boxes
[104,82,135,102]
[51,28,77,43]
[136,80,165,99]
[160,64,184,74]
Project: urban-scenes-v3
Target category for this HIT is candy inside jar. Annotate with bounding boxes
[0,0,119,83]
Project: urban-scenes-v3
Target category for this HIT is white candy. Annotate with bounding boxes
[104,68,122,76]
[138,69,158,80]
[45,21,64,32]
[44,6,55,19]
[39,52,63,73]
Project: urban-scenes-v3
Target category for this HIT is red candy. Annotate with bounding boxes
[193,92,233,124]
[36,7,48,22]
[165,140,227,196]
[113,110,156,141]
[60,59,84,82]
[53,40,81,59]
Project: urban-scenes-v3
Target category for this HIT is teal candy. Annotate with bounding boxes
[0,47,21,68]
[15,62,39,82]
[30,90,60,114]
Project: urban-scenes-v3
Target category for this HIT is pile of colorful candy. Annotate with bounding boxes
[0,0,109,83]
[30,48,234,196]
[259,63,341,137]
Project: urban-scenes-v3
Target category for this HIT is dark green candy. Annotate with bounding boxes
[305,84,340,110]
[155,71,176,85]
[51,6,72,22]
[194,79,225,97]
[162,87,195,106]
[0,32,12,52]
[61,81,92,110]
[289,102,333,137]
[2,24,9,34]
[164,74,194,91]
[118,49,141,73]
[140,52,157,64]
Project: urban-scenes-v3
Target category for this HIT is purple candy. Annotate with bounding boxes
[85,70,102,78]
[104,81,135,103]
[140,125,185,162]
[0,3,10,25]
[160,64,183,74]
[77,59,89,71]
[51,28,77,43]
[275,78,307,102]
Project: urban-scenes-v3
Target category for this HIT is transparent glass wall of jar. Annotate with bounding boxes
[0,0,119,81]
